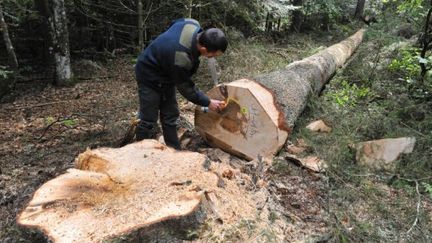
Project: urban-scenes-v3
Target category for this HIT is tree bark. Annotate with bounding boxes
[420,5,432,79]
[195,29,366,160]
[34,0,72,85]
[265,12,270,32]
[354,0,366,19]
[51,0,72,85]
[254,29,365,127]
[137,0,144,50]
[0,2,18,70]
[185,0,193,18]
[290,0,303,32]
[0,1,18,98]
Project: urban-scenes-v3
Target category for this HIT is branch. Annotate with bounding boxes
[38,117,63,140]
[118,0,136,14]
[143,2,153,24]
[2,10,19,22]
[407,180,421,234]
[4,101,70,110]
[194,2,214,8]
[400,122,427,138]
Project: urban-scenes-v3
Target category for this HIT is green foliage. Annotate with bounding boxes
[388,47,422,81]
[213,0,264,35]
[0,66,13,79]
[43,116,77,127]
[2,0,34,22]
[44,116,56,125]
[287,10,432,239]
[423,182,432,199]
[384,0,429,28]
[392,179,415,193]
[62,119,77,127]
[271,157,290,174]
[326,79,371,107]
[396,0,426,22]
[304,1,341,18]
[268,211,278,223]
[388,46,432,98]
[264,0,300,17]
[302,0,343,27]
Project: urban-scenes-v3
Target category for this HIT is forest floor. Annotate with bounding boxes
[1,26,431,242]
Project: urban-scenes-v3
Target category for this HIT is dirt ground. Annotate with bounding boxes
[0,57,329,242]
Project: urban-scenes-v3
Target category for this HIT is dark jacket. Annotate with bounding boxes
[135,18,210,107]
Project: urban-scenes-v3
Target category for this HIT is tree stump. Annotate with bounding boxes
[17,140,256,242]
[195,29,365,160]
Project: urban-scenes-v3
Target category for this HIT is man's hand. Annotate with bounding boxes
[208,99,226,111]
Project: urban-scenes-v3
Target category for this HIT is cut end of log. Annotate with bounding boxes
[195,29,365,161]
[195,79,289,161]
[17,140,256,242]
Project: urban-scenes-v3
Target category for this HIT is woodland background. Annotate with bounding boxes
[1,0,432,242]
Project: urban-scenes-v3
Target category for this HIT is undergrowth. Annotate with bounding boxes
[289,14,432,243]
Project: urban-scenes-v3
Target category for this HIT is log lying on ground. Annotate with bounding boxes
[195,29,365,160]
[17,140,256,242]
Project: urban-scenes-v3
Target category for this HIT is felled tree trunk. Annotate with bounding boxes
[195,29,365,160]
[18,140,256,242]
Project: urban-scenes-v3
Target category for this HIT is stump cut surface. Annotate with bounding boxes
[18,140,256,242]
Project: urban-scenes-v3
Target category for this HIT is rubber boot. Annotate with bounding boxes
[135,123,154,141]
[162,125,181,150]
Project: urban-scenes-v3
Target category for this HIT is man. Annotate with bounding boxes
[135,18,227,149]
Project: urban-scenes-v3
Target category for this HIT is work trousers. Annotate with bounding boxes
[136,82,180,150]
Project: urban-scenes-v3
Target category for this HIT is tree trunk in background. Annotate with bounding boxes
[137,0,144,50]
[195,29,365,160]
[420,5,432,79]
[185,0,193,18]
[0,1,18,98]
[51,0,72,85]
[34,0,51,62]
[277,18,281,31]
[354,0,365,19]
[290,0,303,32]
[0,2,18,70]
[34,0,72,85]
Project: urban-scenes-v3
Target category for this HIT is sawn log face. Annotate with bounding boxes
[195,79,289,160]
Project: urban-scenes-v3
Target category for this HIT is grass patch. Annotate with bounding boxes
[288,17,432,242]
